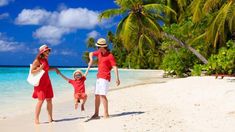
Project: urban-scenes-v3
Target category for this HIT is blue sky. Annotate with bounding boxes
[0,0,119,66]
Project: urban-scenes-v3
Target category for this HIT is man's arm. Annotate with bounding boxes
[88,52,94,67]
[113,66,120,86]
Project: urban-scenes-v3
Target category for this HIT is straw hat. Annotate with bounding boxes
[39,44,51,54]
[73,69,83,78]
[95,38,108,47]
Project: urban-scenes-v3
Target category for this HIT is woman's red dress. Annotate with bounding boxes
[32,58,53,100]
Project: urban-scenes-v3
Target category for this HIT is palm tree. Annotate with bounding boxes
[82,37,98,65]
[99,0,176,68]
[162,0,190,23]
[99,0,176,51]
[86,37,96,48]
[189,0,235,49]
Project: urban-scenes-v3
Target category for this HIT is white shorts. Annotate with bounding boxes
[95,78,109,95]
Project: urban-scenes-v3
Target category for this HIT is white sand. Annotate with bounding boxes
[0,76,235,132]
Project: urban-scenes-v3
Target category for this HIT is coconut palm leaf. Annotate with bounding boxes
[115,0,142,9]
[138,34,144,56]
[188,0,204,23]
[143,3,177,16]
[227,3,235,32]
[119,13,139,50]
[203,0,223,12]
[98,8,127,21]
[205,2,233,48]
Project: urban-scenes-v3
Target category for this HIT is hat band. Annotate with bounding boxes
[96,43,107,45]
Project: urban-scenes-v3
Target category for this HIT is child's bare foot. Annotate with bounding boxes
[75,103,78,110]
[81,104,85,111]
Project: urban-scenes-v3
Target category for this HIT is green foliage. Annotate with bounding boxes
[161,48,197,77]
[191,64,202,76]
[204,40,235,75]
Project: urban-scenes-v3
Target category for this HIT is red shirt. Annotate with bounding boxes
[68,76,86,93]
[93,49,116,81]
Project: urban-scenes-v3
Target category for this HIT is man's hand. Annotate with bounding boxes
[116,79,120,86]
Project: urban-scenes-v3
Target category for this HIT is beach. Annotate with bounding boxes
[0,69,235,132]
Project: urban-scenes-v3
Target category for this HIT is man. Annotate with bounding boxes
[88,38,120,118]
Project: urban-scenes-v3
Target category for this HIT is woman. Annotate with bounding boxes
[31,44,58,124]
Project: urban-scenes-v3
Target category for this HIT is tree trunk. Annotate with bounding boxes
[163,32,208,64]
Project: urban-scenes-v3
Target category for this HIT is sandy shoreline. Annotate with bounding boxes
[0,75,235,132]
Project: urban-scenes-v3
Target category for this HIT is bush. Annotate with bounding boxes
[204,40,235,75]
[161,48,197,77]
[191,64,203,76]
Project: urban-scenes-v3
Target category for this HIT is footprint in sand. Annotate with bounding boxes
[227,111,235,117]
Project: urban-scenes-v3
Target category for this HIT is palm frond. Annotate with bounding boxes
[141,13,162,38]
[116,16,128,37]
[203,0,224,12]
[115,0,142,9]
[143,3,177,16]
[188,0,204,23]
[119,13,139,50]
[143,34,155,49]
[227,2,235,32]
[138,34,144,56]
[98,8,127,21]
[206,3,229,48]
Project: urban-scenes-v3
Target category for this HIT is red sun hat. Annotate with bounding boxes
[39,44,51,54]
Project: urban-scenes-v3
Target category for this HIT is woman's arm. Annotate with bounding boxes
[31,60,44,74]
[57,70,70,81]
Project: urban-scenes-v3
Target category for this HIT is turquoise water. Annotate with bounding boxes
[0,67,149,119]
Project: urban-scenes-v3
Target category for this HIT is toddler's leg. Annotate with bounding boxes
[81,96,87,111]
[74,98,79,110]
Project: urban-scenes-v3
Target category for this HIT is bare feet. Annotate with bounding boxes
[35,120,40,125]
[81,104,85,111]
[49,119,54,123]
[90,114,100,119]
[104,114,109,119]
[75,103,78,110]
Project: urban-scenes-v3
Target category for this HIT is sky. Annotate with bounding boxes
[0,0,119,66]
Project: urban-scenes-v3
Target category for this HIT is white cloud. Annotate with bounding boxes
[0,13,9,20]
[15,8,100,45]
[87,30,100,39]
[15,9,52,25]
[58,8,99,29]
[33,25,71,45]
[0,33,24,52]
[0,0,13,7]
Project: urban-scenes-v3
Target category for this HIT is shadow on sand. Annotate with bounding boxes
[41,116,87,123]
[84,111,144,122]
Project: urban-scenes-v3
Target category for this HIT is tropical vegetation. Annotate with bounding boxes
[83,0,235,77]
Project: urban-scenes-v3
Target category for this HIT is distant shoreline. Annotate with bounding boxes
[0,65,88,68]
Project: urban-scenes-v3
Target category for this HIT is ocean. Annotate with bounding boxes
[0,67,158,119]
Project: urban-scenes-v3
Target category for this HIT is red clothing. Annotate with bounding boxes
[68,76,86,94]
[93,49,116,81]
[32,58,54,100]
[74,93,87,100]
